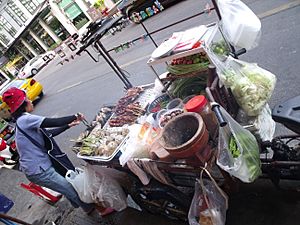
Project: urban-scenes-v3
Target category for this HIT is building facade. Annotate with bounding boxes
[0,0,115,75]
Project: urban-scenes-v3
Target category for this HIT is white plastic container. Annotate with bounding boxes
[218,0,261,50]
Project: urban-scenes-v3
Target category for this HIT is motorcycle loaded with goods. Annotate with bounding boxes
[69,0,299,224]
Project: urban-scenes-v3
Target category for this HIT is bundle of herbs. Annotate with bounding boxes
[169,74,208,99]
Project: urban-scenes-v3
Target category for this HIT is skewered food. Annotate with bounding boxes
[109,102,145,127]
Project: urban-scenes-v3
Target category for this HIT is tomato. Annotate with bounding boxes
[151,105,161,113]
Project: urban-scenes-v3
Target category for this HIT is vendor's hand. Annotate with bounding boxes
[69,120,81,127]
[75,112,85,121]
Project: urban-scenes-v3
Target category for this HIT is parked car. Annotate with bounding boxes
[119,0,184,22]
[0,78,43,119]
[17,51,56,79]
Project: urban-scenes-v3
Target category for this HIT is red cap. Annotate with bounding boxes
[184,95,208,113]
[2,87,27,113]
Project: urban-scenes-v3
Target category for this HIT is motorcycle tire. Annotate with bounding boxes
[129,180,191,221]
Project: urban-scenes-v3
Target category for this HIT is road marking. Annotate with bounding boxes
[56,81,83,93]
[119,54,152,68]
[258,0,300,19]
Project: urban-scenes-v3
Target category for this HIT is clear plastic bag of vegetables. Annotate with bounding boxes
[207,52,276,116]
[188,167,228,225]
[217,107,261,183]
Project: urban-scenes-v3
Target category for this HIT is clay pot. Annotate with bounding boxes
[149,138,175,162]
[159,112,210,160]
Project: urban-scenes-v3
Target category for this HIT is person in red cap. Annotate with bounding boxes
[2,87,113,216]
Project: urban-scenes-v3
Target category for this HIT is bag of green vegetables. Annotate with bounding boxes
[217,107,261,183]
[206,50,276,116]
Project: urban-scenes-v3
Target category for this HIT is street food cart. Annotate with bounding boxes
[71,0,299,223]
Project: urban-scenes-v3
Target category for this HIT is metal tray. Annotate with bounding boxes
[77,134,129,162]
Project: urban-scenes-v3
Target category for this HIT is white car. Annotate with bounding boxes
[17,51,56,79]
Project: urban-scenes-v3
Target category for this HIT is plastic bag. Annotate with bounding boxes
[66,165,128,211]
[217,0,261,50]
[85,164,127,211]
[207,53,276,116]
[252,104,276,141]
[237,104,276,141]
[119,124,151,166]
[188,168,228,225]
[65,168,94,203]
[217,107,261,183]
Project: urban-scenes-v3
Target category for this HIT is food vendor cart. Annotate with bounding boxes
[71,1,300,224]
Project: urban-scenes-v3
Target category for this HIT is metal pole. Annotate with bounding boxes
[139,21,158,48]
[95,40,133,88]
[84,49,99,62]
[211,0,222,20]
[94,41,133,89]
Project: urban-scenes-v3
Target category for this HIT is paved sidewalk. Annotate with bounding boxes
[0,167,186,225]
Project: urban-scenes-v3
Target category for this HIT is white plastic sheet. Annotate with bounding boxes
[218,0,261,50]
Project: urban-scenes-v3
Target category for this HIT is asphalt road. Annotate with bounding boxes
[31,0,300,224]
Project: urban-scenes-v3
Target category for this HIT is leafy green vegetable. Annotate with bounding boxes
[170,75,207,99]
[229,135,240,158]
[211,40,230,56]
[167,61,210,75]
[232,131,261,182]
[221,63,276,116]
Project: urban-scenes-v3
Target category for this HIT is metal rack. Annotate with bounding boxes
[77,16,133,89]
[77,0,226,90]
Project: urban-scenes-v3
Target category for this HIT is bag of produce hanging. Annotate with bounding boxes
[188,167,228,225]
[217,107,261,183]
[217,0,261,50]
[80,164,128,211]
[65,168,94,203]
[207,51,276,116]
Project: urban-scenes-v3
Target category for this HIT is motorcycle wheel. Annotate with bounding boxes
[129,180,191,221]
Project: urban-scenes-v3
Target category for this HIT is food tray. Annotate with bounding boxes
[103,84,157,129]
[77,134,130,162]
[136,83,158,109]
[147,23,218,66]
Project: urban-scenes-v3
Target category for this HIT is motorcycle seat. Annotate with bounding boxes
[272,95,300,133]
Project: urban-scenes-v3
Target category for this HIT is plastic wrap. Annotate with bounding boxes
[207,52,276,116]
[217,107,261,183]
[66,165,127,211]
[252,104,276,141]
[119,124,152,166]
[217,0,261,50]
[188,168,228,225]
[65,168,94,203]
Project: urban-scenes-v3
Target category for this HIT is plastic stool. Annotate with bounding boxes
[0,218,17,225]
[20,182,62,204]
[0,193,16,225]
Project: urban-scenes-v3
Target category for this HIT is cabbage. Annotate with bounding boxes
[221,63,276,116]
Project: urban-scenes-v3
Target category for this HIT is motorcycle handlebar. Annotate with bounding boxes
[211,103,227,127]
[230,48,247,58]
